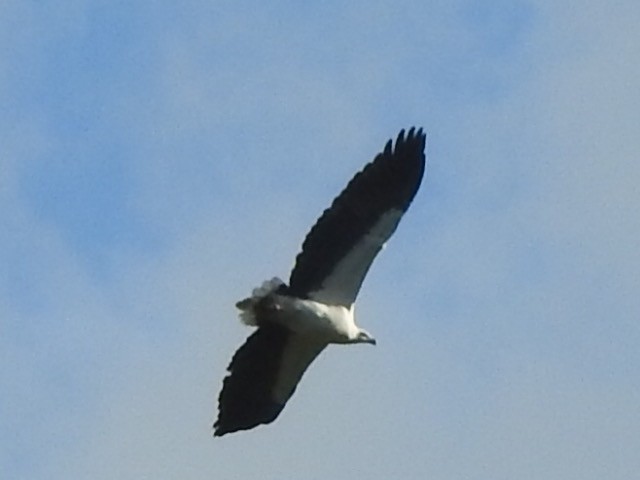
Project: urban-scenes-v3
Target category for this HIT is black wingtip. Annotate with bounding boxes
[396,126,426,143]
[214,325,290,437]
[383,139,393,155]
[392,127,426,154]
[214,400,284,437]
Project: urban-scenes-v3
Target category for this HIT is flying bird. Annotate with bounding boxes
[214,127,426,436]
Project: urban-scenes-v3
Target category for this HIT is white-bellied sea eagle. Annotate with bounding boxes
[214,127,426,436]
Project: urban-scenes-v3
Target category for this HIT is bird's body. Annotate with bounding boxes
[214,128,426,436]
[237,278,364,343]
[265,295,357,341]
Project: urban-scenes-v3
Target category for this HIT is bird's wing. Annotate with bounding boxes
[288,128,426,306]
[214,324,326,436]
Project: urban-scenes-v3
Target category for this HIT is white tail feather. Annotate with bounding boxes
[236,277,285,326]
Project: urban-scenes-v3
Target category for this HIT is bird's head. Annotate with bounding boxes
[354,328,377,345]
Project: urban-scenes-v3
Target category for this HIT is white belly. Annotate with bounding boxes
[273,295,356,343]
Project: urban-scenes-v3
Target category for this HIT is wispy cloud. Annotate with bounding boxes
[2,1,639,479]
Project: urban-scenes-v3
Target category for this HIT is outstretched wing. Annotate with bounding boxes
[288,128,426,306]
[214,324,326,437]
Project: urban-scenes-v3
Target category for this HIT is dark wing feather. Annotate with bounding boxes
[214,325,289,436]
[288,127,426,304]
[214,324,326,436]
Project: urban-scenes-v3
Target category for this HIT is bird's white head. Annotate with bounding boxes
[353,328,377,345]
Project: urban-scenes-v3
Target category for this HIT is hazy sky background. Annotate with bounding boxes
[2,1,639,479]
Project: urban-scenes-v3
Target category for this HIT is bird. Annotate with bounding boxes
[214,127,426,436]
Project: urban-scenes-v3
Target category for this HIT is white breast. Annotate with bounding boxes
[274,296,356,343]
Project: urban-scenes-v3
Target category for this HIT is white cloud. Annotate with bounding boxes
[3,1,640,479]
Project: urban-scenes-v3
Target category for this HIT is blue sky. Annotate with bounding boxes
[2,1,639,478]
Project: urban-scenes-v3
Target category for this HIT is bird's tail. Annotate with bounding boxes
[235,277,285,326]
